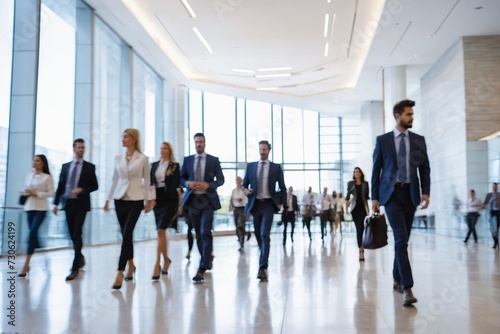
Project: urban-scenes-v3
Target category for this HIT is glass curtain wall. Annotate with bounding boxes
[27,0,77,251]
[0,0,14,250]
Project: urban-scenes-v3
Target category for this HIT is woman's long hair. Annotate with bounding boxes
[352,167,365,182]
[36,154,51,175]
[124,128,142,154]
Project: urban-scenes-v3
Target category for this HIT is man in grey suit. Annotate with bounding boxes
[180,133,225,283]
[483,182,500,249]
[243,140,286,281]
[372,99,430,306]
[53,139,98,281]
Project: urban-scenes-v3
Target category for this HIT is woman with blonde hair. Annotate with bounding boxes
[150,142,180,279]
[104,129,155,289]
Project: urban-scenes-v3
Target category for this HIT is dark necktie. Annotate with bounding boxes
[397,133,407,182]
[257,161,265,198]
[65,161,79,197]
[195,156,202,182]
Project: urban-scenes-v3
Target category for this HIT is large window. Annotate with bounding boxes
[0,0,14,250]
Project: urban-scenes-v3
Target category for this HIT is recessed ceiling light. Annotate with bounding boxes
[324,43,329,57]
[193,27,213,54]
[181,0,197,18]
[324,14,330,37]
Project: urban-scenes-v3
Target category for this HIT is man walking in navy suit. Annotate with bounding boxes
[181,133,225,283]
[243,140,286,281]
[53,139,99,281]
[371,99,430,306]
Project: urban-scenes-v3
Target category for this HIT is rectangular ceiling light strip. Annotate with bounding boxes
[193,27,213,54]
[181,0,197,18]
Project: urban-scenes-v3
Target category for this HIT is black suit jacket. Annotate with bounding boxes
[150,161,180,200]
[54,160,98,211]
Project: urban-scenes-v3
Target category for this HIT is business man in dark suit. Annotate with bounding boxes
[483,182,500,249]
[282,186,299,245]
[53,139,99,281]
[180,133,225,283]
[243,140,286,281]
[372,99,430,306]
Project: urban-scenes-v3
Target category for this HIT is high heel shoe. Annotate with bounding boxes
[152,265,161,280]
[112,273,124,290]
[124,265,136,281]
[359,250,365,261]
[161,258,171,275]
[18,266,30,278]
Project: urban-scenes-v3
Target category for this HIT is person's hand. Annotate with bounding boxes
[71,187,83,197]
[104,201,110,212]
[27,189,37,197]
[144,200,156,213]
[244,188,253,195]
[52,206,59,215]
[372,200,380,213]
[420,195,430,209]
[277,204,282,212]
[197,181,209,191]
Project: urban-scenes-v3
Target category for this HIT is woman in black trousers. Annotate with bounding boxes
[150,142,180,279]
[346,167,370,261]
[104,129,155,289]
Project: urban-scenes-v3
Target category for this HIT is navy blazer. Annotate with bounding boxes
[54,160,99,211]
[150,161,180,200]
[243,161,286,214]
[180,154,225,210]
[371,131,430,207]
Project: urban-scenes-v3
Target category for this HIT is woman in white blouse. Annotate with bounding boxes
[149,142,180,279]
[19,154,55,277]
[104,129,155,289]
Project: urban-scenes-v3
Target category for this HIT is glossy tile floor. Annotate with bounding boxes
[2,223,500,334]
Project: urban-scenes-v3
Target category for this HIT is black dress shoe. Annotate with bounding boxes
[403,288,418,306]
[257,268,268,281]
[66,270,79,281]
[393,280,403,293]
[192,270,205,283]
[78,256,86,269]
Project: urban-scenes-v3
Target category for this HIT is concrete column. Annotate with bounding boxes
[383,65,406,132]
[174,85,187,159]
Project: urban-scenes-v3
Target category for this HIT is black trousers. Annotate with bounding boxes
[65,200,88,270]
[115,200,144,271]
[282,211,295,243]
[490,210,500,244]
[464,212,480,242]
